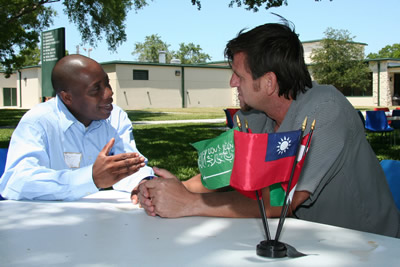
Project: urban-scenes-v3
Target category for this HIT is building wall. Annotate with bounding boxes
[113,64,183,109]
[0,72,17,106]
[0,59,397,110]
[107,63,234,109]
[184,67,233,108]
[303,41,322,65]
[369,60,397,107]
[19,67,42,109]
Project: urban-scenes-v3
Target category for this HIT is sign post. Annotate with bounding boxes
[41,27,65,101]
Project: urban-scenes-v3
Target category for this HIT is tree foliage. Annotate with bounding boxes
[132,34,171,63]
[191,0,331,11]
[173,43,211,64]
[132,35,211,64]
[367,44,400,59]
[0,0,147,76]
[0,0,56,76]
[1,0,331,76]
[310,28,370,95]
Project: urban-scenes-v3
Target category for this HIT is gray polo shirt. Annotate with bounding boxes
[235,83,400,238]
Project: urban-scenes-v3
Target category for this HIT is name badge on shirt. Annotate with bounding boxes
[64,152,82,169]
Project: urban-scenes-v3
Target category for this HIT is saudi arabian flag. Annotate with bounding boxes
[191,127,289,206]
[191,127,238,189]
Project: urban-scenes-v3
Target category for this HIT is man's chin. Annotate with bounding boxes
[241,103,253,112]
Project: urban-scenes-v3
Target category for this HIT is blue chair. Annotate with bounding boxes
[0,148,8,176]
[391,110,400,143]
[0,148,8,200]
[365,111,393,143]
[223,109,238,129]
[380,160,400,210]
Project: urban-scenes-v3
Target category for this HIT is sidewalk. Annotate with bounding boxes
[132,118,226,125]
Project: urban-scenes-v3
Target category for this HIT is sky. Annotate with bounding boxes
[48,0,400,63]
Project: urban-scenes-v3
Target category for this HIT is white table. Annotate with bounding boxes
[1,190,399,267]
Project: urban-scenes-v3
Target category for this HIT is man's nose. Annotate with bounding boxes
[104,85,113,98]
[230,74,239,87]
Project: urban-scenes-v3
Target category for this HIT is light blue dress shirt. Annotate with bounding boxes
[0,96,153,200]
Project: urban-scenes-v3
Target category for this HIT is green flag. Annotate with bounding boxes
[191,127,286,206]
[191,127,238,189]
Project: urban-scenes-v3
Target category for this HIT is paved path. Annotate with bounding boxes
[132,118,226,125]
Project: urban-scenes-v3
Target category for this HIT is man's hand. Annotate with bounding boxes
[137,167,197,218]
[92,138,146,189]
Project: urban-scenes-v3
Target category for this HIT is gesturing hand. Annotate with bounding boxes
[92,138,146,189]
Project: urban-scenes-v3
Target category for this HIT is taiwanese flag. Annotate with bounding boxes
[284,132,312,202]
[230,129,303,200]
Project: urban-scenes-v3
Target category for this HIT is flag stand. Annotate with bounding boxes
[255,190,288,258]
[255,118,313,259]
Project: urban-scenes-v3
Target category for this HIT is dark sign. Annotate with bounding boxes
[41,28,65,101]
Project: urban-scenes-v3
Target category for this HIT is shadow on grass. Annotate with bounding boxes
[126,110,169,121]
[367,132,400,161]
[0,109,28,127]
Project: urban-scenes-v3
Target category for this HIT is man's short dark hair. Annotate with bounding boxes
[225,19,312,100]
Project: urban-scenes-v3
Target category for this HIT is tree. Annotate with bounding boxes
[18,45,41,67]
[173,43,211,64]
[191,0,332,11]
[0,0,146,76]
[310,28,371,96]
[132,34,172,63]
[367,44,400,59]
[1,0,331,76]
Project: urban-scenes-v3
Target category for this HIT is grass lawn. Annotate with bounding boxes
[0,108,399,179]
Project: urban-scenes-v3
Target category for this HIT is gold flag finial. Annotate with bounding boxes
[236,115,242,128]
[245,119,249,131]
[311,119,316,130]
[302,117,308,131]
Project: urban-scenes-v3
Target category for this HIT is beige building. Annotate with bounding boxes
[1,43,400,109]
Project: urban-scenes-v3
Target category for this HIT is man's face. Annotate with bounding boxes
[229,52,261,111]
[63,62,113,127]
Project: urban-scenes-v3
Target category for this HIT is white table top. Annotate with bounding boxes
[1,190,399,267]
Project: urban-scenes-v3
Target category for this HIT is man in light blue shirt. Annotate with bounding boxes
[0,55,153,201]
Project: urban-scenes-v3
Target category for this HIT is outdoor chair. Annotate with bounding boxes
[380,160,400,210]
[0,148,8,200]
[365,111,394,144]
[365,111,393,132]
[373,107,391,125]
[391,109,400,143]
[223,108,240,128]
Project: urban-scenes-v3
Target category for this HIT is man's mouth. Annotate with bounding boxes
[101,103,113,112]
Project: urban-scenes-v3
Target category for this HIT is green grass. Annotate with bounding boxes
[0,108,399,179]
[133,123,226,179]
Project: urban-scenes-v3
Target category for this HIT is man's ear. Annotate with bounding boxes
[260,72,278,96]
[59,90,72,105]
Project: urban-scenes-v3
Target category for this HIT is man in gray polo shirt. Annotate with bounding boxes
[135,20,400,238]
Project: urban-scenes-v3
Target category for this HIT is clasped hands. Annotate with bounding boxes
[131,167,195,218]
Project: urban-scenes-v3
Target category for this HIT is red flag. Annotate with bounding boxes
[283,132,313,203]
[230,130,302,199]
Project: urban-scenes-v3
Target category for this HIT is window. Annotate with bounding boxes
[133,69,149,80]
[3,87,17,106]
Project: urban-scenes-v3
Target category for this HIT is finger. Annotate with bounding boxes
[153,167,177,179]
[110,156,145,173]
[100,138,115,156]
[131,189,139,204]
[114,152,140,162]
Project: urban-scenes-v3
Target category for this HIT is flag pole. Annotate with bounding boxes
[274,117,308,242]
[240,117,271,241]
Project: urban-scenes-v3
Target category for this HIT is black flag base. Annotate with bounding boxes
[256,240,307,258]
